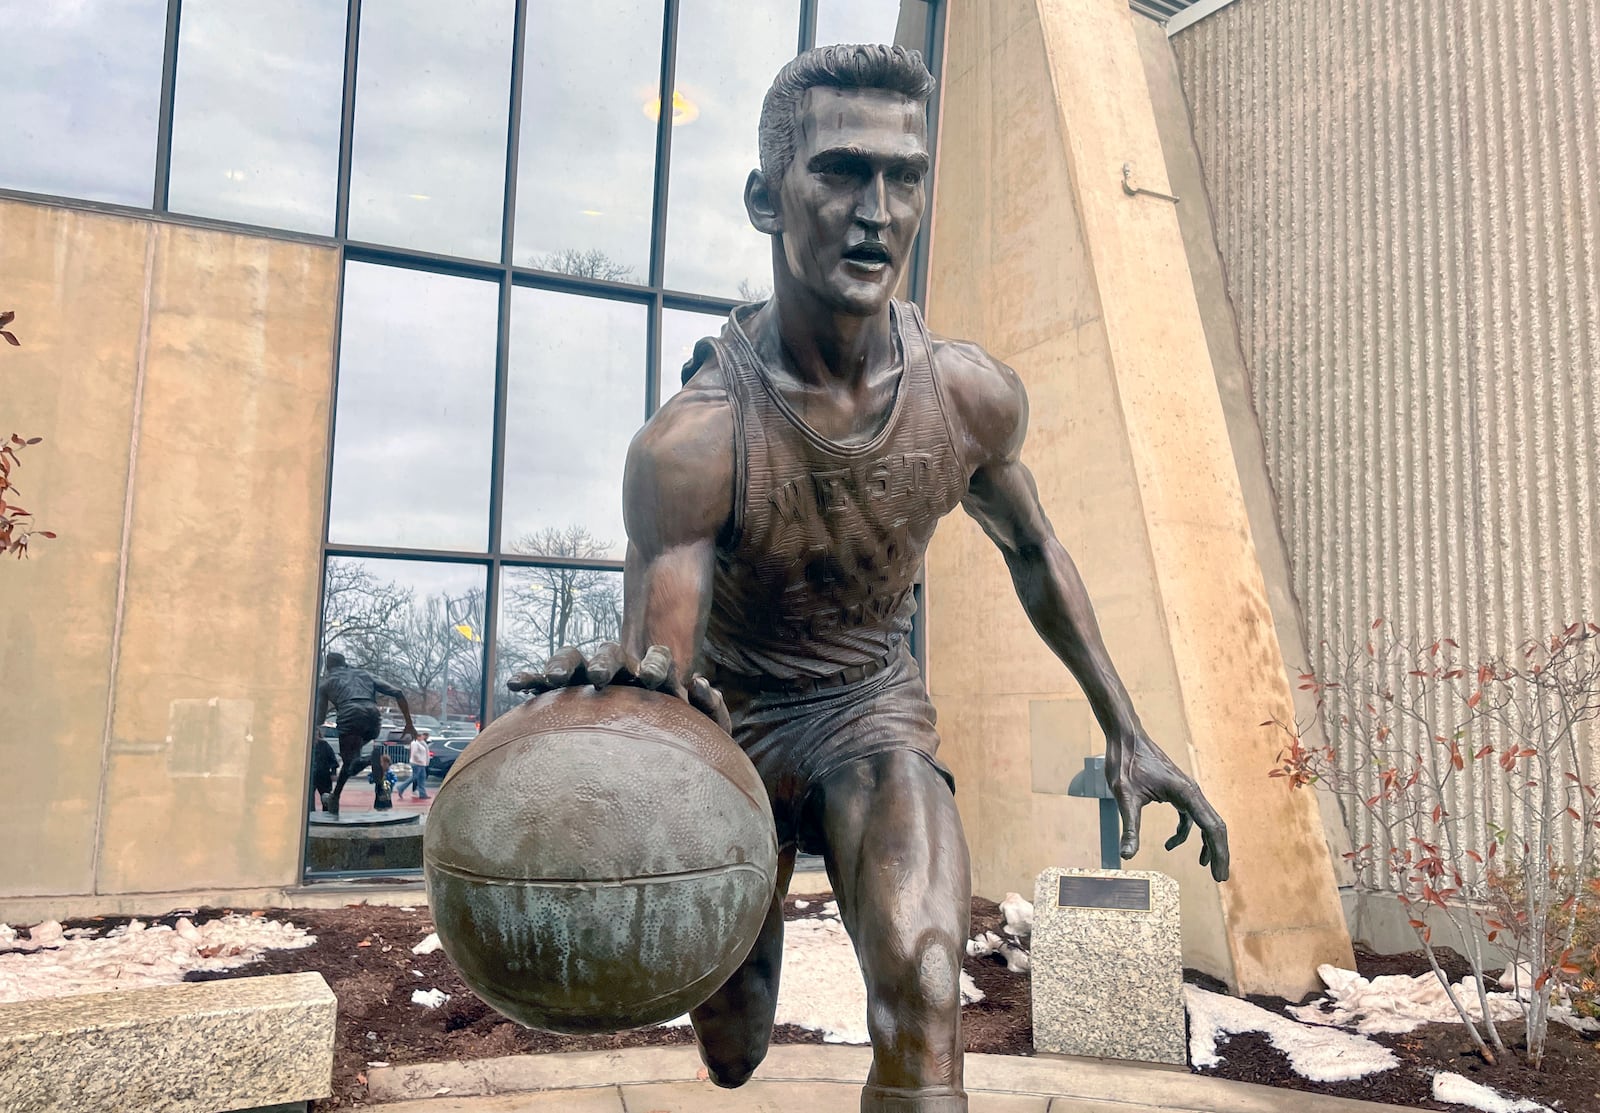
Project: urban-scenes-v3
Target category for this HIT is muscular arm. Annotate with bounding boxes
[510,381,736,731]
[618,385,736,684]
[943,342,1228,880]
[954,362,1142,741]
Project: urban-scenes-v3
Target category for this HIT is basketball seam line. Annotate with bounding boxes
[424,859,775,887]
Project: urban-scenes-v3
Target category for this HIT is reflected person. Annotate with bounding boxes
[313,651,416,818]
[512,45,1228,1113]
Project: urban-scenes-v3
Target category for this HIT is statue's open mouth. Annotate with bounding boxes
[842,241,892,270]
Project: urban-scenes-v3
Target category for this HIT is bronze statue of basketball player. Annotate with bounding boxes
[510,43,1228,1113]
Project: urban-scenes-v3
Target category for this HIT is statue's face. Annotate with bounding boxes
[774,86,929,316]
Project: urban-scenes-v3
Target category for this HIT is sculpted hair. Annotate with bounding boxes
[758,43,935,183]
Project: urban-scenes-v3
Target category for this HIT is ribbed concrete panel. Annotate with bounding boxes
[1172,0,1600,883]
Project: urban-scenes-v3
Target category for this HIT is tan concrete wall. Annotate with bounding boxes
[926,0,1352,994]
[0,198,336,911]
[1131,17,1353,886]
[1171,0,1600,886]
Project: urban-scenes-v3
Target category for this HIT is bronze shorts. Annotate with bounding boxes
[719,646,956,855]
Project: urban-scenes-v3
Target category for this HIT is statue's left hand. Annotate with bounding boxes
[1106,728,1229,883]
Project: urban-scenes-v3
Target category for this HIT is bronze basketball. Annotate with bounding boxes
[422,684,778,1033]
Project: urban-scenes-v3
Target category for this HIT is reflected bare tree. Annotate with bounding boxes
[497,525,623,715]
[532,249,638,285]
[321,561,412,667]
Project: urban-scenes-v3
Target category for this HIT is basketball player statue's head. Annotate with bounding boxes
[745,44,935,318]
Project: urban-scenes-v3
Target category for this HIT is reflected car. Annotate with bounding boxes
[428,733,475,780]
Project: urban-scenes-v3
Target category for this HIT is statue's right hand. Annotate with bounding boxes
[507,643,731,734]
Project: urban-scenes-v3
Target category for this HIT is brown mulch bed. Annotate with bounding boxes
[42,905,1598,1110]
[171,895,1029,1108]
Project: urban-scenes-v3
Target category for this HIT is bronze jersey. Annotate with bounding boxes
[693,300,968,681]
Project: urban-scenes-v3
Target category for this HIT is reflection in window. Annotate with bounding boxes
[814,0,929,50]
[348,0,513,260]
[502,289,646,559]
[328,263,497,551]
[495,565,624,718]
[0,0,166,205]
[662,0,797,300]
[313,557,485,831]
[658,307,726,409]
[513,1,662,281]
[167,0,345,233]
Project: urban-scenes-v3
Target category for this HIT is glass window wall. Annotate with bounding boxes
[512,0,663,279]
[0,0,167,205]
[661,0,798,300]
[327,263,499,552]
[347,0,514,259]
[166,0,345,232]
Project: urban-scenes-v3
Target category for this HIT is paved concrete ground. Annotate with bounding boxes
[364,1045,1422,1112]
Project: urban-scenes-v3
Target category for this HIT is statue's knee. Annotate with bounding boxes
[703,1046,765,1089]
[868,937,962,1041]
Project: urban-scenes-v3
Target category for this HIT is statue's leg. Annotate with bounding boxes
[689,847,795,1087]
[327,733,360,815]
[813,749,971,1113]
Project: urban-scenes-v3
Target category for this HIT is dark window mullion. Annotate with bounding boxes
[334,0,363,239]
[646,0,682,289]
[482,557,502,724]
[909,0,944,307]
[500,0,528,269]
[798,0,818,51]
[151,0,183,211]
[646,293,663,420]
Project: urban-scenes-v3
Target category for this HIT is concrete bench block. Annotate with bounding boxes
[0,971,335,1113]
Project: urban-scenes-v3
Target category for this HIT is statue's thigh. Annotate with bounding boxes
[813,749,971,976]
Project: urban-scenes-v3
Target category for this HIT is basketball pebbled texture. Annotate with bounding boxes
[423,684,779,1033]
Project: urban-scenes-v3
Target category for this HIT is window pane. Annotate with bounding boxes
[311,557,485,839]
[348,0,513,260]
[328,263,497,551]
[814,0,929,51]
[512,1,662,282]
[494,566,623,719]
[658,307,726,409]
[167,0,345,233]
[0,0,166,205]
[502,289,646,559]
[662,0,798,300]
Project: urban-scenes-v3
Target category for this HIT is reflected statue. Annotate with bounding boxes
[509,44,1228,1112]
[314,651,417,817]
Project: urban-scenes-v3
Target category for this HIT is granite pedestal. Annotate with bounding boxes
[1031,867,1185,1065]
[0,972,336,1112]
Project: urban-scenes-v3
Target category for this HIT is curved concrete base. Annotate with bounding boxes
[305,817,424,873]
[364,1045,1418,1112]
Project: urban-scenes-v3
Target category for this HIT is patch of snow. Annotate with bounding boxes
[664,913,991,1044]
[966,931,1002,958]
[1184,986,1397,1083]
[960,970,984,1004]
[411,932,442,955]
[793,900,809,910]
[0,916,314,1004]
[1432,1071,1552,1113]
[1290,964,1524,1035]
[411,988,450,1009]
[998,942,1030,975]
[998,893,1033,939]
[819,901,840,920]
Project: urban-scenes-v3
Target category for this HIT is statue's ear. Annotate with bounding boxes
[744,169,782,235]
